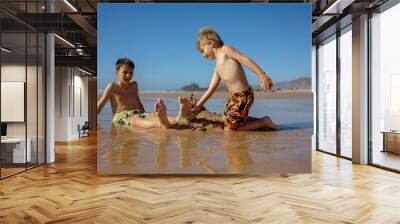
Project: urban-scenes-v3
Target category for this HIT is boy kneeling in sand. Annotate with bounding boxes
[190,27,279,131]
[97,58,172,129]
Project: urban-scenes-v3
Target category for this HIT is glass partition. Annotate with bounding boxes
[38,32,45,165]
[317,34,337,154]
[0,1,46,179]
[1,30,28,177]
[27,30,38,169]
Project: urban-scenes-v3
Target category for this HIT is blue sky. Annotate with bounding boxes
[98,4,311,92]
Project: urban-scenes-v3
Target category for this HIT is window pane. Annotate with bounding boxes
[371,3,400,171]
[340,27,352,158]
[318,35,337,154]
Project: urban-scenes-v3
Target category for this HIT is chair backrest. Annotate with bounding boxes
[82,121,90,129]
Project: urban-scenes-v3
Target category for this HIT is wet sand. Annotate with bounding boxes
[97,125,312,175]
[139,90,312,99]
[97,90,313,175]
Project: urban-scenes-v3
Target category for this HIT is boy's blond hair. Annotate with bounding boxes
[195,27,224,52]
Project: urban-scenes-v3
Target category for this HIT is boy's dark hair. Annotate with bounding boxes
[116,57,135,71]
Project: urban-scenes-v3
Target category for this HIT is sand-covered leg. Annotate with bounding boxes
[229,119,268,131]
[261,116,279,131]
[129,116,159,129]
[230,116,279,131]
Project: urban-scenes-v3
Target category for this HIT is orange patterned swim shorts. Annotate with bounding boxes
[224,87,254,129]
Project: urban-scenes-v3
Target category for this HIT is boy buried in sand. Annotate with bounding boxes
[190,27,279,131]
[97,58,172,129]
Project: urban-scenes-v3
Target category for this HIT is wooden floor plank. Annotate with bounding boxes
[0,135,399,223]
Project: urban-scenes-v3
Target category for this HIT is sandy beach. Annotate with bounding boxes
[138,90,312,99]
[97,89,313,174]
[98,126,312,175]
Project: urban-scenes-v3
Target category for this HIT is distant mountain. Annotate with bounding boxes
[272,77,311,91]
[179,82,228,92]
[180,83,207,91]
[179,76,311,92]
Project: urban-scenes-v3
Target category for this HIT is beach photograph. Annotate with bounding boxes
[97,3,312,174]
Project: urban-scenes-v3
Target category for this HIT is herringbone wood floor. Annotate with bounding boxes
[1,135,400,224]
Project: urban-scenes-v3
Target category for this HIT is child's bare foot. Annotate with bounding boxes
[176,97,191,125]
[155,99,172,129]
[179,97,192,115]
[262,116,279,131]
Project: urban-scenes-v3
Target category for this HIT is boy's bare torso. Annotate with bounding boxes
[216,52,250,93]
[109,82,141,114]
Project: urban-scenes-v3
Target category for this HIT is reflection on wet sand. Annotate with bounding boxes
[97,124,311,174]
[224,131,254,173]
[153,131,172,170]
[97,95,313,174]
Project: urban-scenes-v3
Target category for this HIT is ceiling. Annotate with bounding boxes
[0,0,391,76]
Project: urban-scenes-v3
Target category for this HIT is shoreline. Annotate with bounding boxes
[138,90,312,99]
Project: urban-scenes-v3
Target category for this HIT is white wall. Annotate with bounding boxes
[1,65,40,137]
[54,66,69,141]
[1,65,26,128]
[1,63,46,164]
[1,65,26,81]
[73,72,89,137]
[54,67,89,141]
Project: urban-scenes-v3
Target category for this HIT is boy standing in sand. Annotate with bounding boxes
[97,58,172,129]
[191,27,279,131]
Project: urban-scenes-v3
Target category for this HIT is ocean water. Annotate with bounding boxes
[97,95,313,129]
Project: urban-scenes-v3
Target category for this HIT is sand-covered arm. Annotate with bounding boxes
[188,70,221,119]
[97,83,113,114]
[222,45,273,91]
